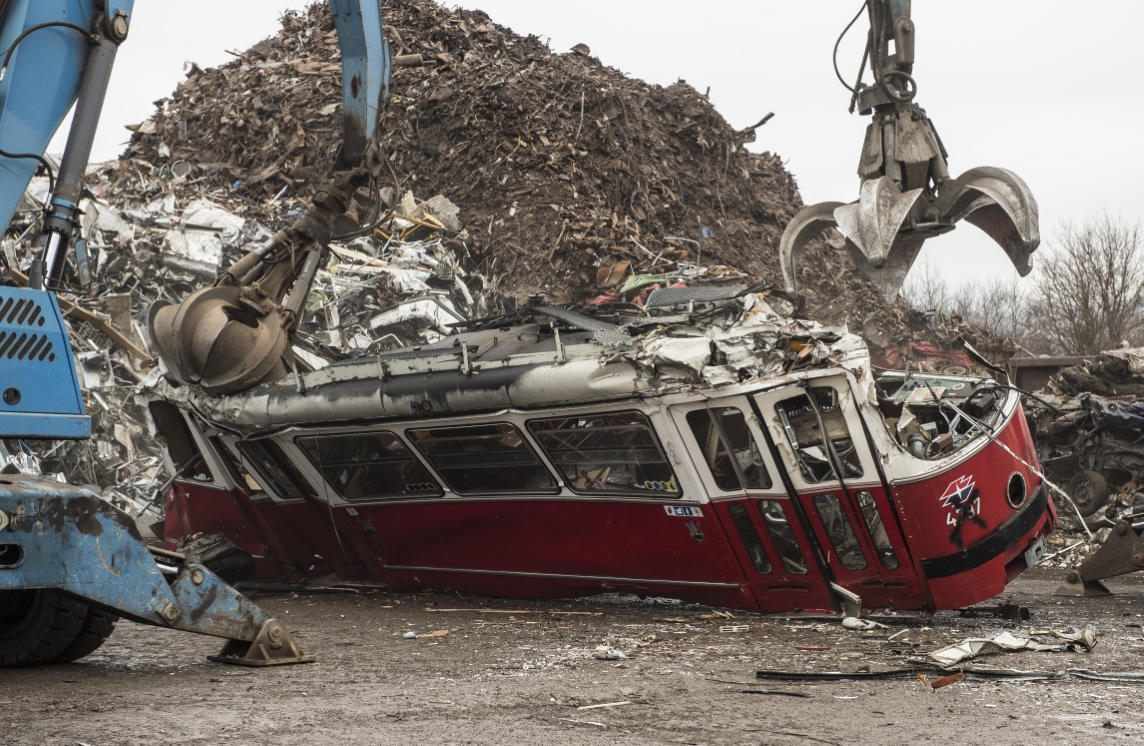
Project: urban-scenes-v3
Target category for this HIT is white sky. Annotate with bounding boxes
[62,0,1144,291]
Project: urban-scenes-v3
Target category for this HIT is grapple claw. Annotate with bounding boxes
[149,286,290,395]
[779,201,845,300]
[833,177,924,270]
[949,166,1040,276]
[776,1,1041,307]
[778,166,1040,305]
[845,232,928,305]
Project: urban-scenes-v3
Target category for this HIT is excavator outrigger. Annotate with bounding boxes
[0,0,389,667]
[778,0,1041,304]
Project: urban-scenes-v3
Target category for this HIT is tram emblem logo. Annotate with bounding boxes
[940,474,981,525]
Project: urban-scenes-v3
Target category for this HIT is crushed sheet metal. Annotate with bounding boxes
[927,625,1097,666]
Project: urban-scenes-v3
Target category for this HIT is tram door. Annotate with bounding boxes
[671,396,835,613]
[752,377,926,609]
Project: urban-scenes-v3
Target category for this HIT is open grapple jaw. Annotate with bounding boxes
[148,2,393,394]
[779,1,1040,304]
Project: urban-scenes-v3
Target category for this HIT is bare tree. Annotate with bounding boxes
[1026,216,1144,355]
[901,253,950,311]
[951,276,1033,347]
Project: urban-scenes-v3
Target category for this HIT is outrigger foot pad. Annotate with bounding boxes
[208,618,315,667]
[1053,520,1144,597]
[1054,573,1112,598]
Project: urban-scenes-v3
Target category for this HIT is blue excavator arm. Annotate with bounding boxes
[0,0,389,235]
[0,0,391,667]
[0,0,133,234]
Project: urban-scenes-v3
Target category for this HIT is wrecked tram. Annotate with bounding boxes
[154,289,1056,614]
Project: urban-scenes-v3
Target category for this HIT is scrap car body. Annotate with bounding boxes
[155,290,1056,614]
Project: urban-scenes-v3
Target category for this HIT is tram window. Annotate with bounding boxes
[527,411,679,496]
[409,423,558,495]
[757,500,808,575]
[728,502,772,574]
[237,440,317,502]
[812,494,868,570]
[210,436,265,495]
[298,432,442,500]
[148,401,213,483]
[686,408,772,491]
[775,388,864,484]
[857,491,900,570]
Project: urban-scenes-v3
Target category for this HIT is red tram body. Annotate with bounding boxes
[157,311,1055,615]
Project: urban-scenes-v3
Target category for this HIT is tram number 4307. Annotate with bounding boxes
[939,474,982,526]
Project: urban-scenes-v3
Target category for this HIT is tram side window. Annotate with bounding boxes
[148,401,213,483]
[757,500,808,575]
[727,502,772,574]
[856,491,900,570]
[527,411,680,496]
[408,423,558,495]
[775,388,864,484]
[686,408,772,491]
[237,440,317,502]
[298,432,442,500]
[210,436,266,496]
[812,494,868,570]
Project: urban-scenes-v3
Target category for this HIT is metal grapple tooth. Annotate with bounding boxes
[947,166,1040,276]
[833,176,924,269]
[845,233,927,305]
[778,201,845,299]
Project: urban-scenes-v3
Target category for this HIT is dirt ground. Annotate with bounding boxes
[5,567,1144,745]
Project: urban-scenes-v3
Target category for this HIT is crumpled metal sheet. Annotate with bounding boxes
[1102,347,1144,376]
[630,293,864,388]
[1082,393,1144,431]
[928,625,1097,666]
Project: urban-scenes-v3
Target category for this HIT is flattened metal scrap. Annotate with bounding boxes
[533,304,618,332]
[645,285,747,308]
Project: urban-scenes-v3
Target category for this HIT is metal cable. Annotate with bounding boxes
[0,147,55,195]
[833,0,870,93]
[0,22,97,83]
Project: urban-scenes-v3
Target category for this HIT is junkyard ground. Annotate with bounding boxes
[5,567,1144,745]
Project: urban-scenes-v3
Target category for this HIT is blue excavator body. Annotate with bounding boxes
[0,0,389,666]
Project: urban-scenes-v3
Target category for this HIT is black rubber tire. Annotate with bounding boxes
[0,589,87,668]
[1066,469,1111,517]
[52,607,118,663]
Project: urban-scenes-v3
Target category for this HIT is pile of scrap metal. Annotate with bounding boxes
[0,162,496,534]
[1018,349,1144,595]
[1026,349,1144,519]
[167,285,868,473]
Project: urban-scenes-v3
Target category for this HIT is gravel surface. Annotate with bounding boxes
[6,567,1144,745]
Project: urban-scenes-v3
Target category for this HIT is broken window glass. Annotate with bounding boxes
[527,411,679,496]
[686,407,771,491]
[812,494,868,570]
[210,436,265,495]
[149,401,213,483]
[728,502,771,574]
[757,500,808,575]
[775,388,863,484]
[856,490,900,570]
[237,439,317,502]
[297,431,442,501]
[408,423,558,495]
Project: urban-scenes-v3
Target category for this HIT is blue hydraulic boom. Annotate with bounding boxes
[0,0,390,667]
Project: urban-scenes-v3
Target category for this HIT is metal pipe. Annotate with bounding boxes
[35,31,123,289]
[52,37,118,210]
[282,249,323,330]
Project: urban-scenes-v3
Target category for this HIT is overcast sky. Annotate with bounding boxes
[65,0,1144,291]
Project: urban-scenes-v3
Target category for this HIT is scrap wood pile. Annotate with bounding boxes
[0,0,1013,526]
[119,0,949,335]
